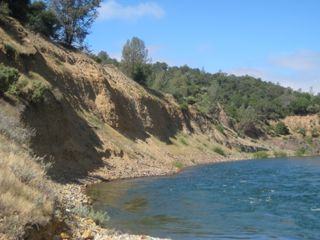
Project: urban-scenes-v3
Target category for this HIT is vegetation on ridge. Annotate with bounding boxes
[0,0,101,47]
[91,36,320,137]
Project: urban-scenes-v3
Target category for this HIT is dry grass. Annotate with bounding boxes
[0,107,35,144]
[0,135,55,239]
[0,108,55,239]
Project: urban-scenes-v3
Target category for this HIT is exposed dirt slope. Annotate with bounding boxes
[283,115,320,134]
[0,17,259,183]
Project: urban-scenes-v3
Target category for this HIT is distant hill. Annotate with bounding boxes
[146,63,320,121]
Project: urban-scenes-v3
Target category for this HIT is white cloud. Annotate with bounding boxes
[229,66,320,94]
[98,0,165,21]
[271,49,320,71]
[229,67,268,79]
[228,50,320,93]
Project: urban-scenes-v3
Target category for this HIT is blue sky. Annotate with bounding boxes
[88,0,320,93]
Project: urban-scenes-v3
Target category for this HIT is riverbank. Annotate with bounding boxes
[85,157,320,240]
[59,150,320,239]
[59,153,253,240]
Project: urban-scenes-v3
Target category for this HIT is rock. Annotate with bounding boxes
[60,232,70,239]
[84,218,96,226]
[82,229,94,240]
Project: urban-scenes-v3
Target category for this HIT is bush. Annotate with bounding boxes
[0,64,19,94]
[7,78,28,96]
[298,128,306,137]
[179,102,188,111]
[4,43,17,59]
[253,151,269,159]
[73,205,109,226]
[213,146,226,156]
[30,81,49,103]
[173,161,184,169]
[274,122,290,135]
[273,151,287,157]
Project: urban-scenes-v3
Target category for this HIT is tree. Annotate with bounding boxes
[50,0,101,48]
[28,1,61,38]
[121,37,150,84]
[0,1,10,16]
[237,106,263,138]
[96,51,119,66]
[0,0,30,22]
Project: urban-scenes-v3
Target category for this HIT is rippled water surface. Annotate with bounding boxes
[87,157,320,239]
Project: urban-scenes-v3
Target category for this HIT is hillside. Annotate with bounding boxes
[145,63,320,139]
[0,16,319,239]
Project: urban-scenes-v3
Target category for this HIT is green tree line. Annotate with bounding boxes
[93,37,320,127]
[0,0,101,48]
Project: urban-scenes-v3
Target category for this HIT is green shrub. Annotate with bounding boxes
[295,147,306,156]
[7,78,28,96]
[73,205,109,226]
[173,161,184,169]
[273,151,287,157]
[253,151,269,159]
[30,81,49,103]
[298,128,306,137]
[0,64,19,94]
[4,43,17,59]
[179,102,188,111]
[274,122,290,135]
[216,124,225,134]
[213,146,226,156]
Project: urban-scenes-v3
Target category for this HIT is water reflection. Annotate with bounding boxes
[124,197,148,212]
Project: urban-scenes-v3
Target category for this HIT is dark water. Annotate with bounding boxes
[87,157,320,240]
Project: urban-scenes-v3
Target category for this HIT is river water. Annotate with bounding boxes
[87,157,320,239]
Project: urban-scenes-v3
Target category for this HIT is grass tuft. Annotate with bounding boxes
[173,161,184,170]
[0,108,36,143]
[179,136,188,145]
[213,146,226,156]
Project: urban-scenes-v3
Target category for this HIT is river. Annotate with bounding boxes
[87,157,320,240]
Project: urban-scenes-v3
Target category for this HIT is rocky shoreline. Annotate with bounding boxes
[56,155,250,240]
